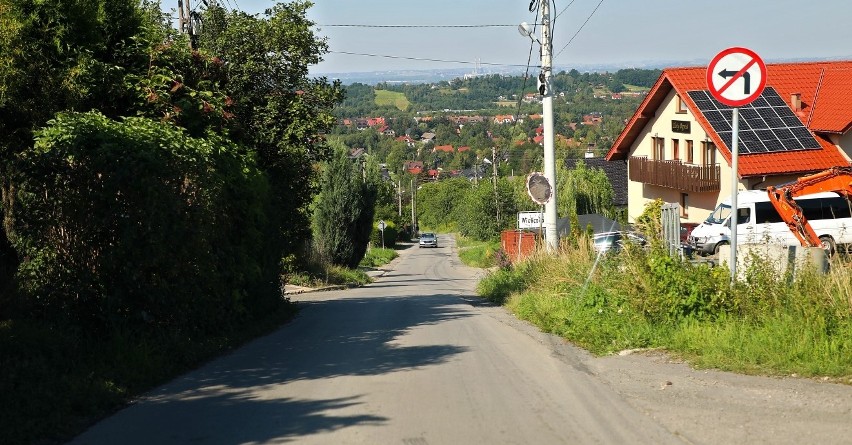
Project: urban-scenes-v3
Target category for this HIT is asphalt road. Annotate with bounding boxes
[70,235,852,444]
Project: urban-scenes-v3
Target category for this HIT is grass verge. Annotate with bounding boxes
[478,238,852,381]
[456,235,501,269]
[360,247,398,268]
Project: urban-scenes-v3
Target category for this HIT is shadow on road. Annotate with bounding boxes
[76,294,472,443]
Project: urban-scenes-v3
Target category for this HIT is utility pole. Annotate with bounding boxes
[398,178,402,216]
[177,0,187,35]
[493,146,500,225]
[539,0,558,250]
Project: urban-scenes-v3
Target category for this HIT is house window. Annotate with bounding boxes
[652,137,665,160]
[676,96,688,113]
[701,140,716,166]
[680,193,689,217]
[686,140,694,164]
[672,139,680,161]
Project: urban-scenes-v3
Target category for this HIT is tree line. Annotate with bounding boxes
[0,1,342,333]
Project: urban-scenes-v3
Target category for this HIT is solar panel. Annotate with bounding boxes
[686,87,821,154]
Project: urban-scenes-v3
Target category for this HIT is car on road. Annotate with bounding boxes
[419,232,438,248]
[592,231,646,253]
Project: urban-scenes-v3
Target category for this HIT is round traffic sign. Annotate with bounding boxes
[706,47,767,107]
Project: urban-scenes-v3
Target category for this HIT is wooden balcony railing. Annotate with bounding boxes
[628,156,720,192]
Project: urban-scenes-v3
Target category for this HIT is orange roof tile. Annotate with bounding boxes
[607,61,852,177]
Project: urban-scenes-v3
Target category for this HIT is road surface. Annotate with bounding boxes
[71,235,852,444]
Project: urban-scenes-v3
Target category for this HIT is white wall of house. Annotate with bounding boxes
[836,131,852,162]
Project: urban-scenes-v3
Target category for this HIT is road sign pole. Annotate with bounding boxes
[706,46,766,284]
[730,108,739,284]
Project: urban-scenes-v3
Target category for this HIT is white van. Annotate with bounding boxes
[688,190,852,255]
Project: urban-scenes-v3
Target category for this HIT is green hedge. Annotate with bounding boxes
[11,112,282,333]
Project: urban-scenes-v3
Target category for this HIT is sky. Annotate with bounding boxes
[187,0,852,74]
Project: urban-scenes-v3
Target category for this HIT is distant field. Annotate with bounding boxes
[623,84,650,92]
[374,90,410,111]
[495,101,516,107]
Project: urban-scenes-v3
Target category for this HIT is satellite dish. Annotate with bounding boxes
[518,22,533,38]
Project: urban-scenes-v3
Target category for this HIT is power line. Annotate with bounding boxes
[318,24,515,28]
[554,0,577,20]
[328,50,539,68]
[554,0,604,59]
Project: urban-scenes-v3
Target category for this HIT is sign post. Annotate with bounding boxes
[378,220,386,249]
[706,47,766,283]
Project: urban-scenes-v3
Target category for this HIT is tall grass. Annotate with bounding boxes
[478,236,852,379]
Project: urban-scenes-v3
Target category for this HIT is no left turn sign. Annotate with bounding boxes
[706,47,767,107]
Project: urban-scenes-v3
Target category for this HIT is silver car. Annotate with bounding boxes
[592,231,645,253]
[419,232,438,248]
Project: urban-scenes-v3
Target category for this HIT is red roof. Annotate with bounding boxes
[457,146,470,152]
[606,61,852,177]
[433,144,454,153]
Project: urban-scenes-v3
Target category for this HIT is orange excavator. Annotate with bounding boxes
[766,166,852,249]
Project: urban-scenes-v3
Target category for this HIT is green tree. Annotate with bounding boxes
[456,178,518,241]
[557,160,616,219]
[313,144,378,268]
[197,2,344,256]
[417,178,472,231]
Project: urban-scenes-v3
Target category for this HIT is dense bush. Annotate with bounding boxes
[11,112,280,333]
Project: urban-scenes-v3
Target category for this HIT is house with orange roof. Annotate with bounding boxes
[396,135,416,148]
[493,115,516,125]
[457,146,471,152]
[606,60,852,224]
[433,145,454,153]
[403,160,423,175]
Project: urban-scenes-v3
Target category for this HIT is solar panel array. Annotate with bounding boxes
[687,87,821,154]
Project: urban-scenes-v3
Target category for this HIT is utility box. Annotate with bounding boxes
[501,230,538,263]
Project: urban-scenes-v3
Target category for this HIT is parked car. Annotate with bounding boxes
[419,232,438,248]
[592,231,645,253]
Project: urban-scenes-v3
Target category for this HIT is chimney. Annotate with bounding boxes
[791,92,802,112]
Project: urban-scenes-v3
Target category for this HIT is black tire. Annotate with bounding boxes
[713,241,729,256]
[819,236,836,257]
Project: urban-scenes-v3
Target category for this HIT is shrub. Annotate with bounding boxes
[12,112,281,333]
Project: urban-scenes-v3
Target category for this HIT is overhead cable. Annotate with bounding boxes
[554,0,605,58]
[328,50,539,68]
[319,24,515,28]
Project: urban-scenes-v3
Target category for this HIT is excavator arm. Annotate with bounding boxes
[765,167,852,248]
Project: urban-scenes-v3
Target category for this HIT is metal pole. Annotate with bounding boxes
[493,146,500,225]
[411,178,415,235]
[540,0,558,251]
[398,178,402,216]
[730,107,739,284]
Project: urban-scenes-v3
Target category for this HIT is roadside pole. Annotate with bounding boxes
[540,0,558,251]
[706,47,767,285]
[730,108,739,283]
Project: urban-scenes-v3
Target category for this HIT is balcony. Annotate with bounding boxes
[629,156,720,192]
